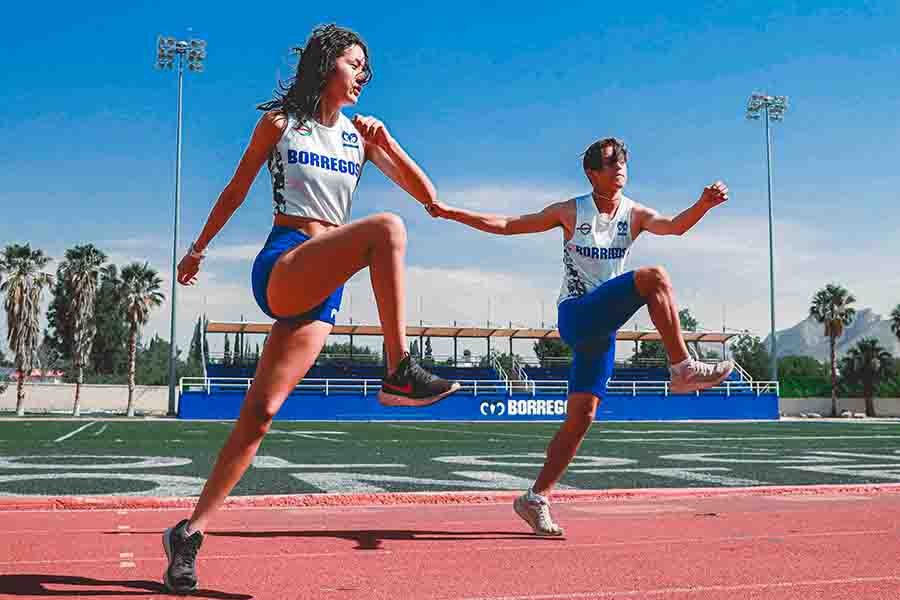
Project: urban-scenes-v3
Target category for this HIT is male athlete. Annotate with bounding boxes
[428,137,734,535]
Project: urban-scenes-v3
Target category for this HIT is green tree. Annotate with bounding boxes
[222,333,231,367]
[810,284,856,417]
[134,335,194,386]
[59,244,106,416]
[120,262,164,416]
[533,338,572,366]
[44,276,74,365]
[91,265,128,376]
[840,338,895,417]
[730,333,771,381]
[891,304,900,342]
[679,308,698,331]
[0,244,55,416]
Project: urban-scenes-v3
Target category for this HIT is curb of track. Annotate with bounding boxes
[4,482,900,511]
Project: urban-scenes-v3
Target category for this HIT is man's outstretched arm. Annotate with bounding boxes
[636,181,728,236]
[429,200,567,236]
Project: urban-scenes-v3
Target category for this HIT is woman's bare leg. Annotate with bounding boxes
[266,213,409,373]
[187,319,332,532]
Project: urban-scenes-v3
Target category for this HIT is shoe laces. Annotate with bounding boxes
[406,358,437,385]
[535,501,558,529]
[175,533,201,570]
[688,361,715,376]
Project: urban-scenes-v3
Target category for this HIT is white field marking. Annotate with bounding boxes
[434,453,635,468]
[91,424,108,436]
[119,561,135,568]
[600,430,708,434]
[811,450,900,461]
[783,463,900,481]
[267,429,348,443]
[658,451,855,465]
[570,467,763,486]
[116,510,128,515]
[117,525,130,530]
[292,470,548,494]
[456,576,900,599]
[53,422,97,443]
[0,455,192,470]
[0,473,206,497]
[1,530,893,567]
[389,424,548,439]
[119,553,133,558]
[608,435,900,443]
[252,455,405,469]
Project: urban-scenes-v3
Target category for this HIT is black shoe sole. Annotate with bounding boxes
[377,382,461,407]
[162,527,198,594]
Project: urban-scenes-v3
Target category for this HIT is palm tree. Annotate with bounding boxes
[809,284,856,416]
[120,262,164,417]
[59,244,107,416]
[0,244,54,416]
[891,304,900,342]
[840,338,895,417]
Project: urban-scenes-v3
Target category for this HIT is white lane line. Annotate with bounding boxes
[119,552,133,558]
[0,528,892,565]
[53,422,98,443]
[119,561,136,568]
[92,424,108,436]
[457,575,900,599]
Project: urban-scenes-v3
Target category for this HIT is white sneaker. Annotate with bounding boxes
[514,493,564,537]
[670,360,734,394]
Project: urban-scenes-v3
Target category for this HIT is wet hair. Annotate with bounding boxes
[582,138,628,171]
[257,24,372,125]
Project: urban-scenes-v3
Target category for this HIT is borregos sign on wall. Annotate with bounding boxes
[479,399,568,417]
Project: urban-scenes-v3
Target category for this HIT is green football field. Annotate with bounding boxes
[1,419,899,497]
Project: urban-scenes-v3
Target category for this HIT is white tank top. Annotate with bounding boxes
[267,112,366,225]
[558,194,635,305]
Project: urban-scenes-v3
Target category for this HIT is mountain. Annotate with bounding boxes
[764,308,900,361]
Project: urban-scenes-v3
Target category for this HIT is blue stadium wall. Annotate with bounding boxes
[179,390,779,421]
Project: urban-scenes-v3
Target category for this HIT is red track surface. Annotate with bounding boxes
[2,486,900,599]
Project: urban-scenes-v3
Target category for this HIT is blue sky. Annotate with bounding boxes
[2,1,899,358]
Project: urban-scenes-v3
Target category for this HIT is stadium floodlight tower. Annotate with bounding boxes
[155,35,207,416]
[746,92,788,382]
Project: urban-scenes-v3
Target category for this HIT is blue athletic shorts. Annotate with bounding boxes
[251,226,344,324]
[557,271,647,399]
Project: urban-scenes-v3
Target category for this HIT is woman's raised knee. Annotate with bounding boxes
[373,212,407,246]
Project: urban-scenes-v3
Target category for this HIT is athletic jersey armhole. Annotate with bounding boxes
[561,196,581,242]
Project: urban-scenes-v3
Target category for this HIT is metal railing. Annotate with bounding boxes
[180,377,779,398]
[510,355,530,381]
[490,354,509,382]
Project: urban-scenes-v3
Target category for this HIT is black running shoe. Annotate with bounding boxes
[378,354,460,406]
[163,519,203,594]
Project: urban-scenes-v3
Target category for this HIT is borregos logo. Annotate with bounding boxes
[479,399,568,417]
[479,401,505,416]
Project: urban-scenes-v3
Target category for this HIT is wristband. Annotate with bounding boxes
[189,243,207,260]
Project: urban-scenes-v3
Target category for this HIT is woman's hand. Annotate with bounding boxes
[352,114,392,149]
[176,245,205,286]
[426,200,452,219]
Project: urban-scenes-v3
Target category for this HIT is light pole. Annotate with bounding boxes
[156,35,206,416]
[746,92,788,381]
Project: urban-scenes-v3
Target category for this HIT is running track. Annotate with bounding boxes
[2,486,900,599]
